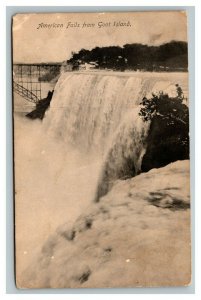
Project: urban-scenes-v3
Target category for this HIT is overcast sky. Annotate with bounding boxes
[13,11,187,63]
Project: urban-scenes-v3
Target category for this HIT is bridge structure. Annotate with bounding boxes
[13,63,61,103]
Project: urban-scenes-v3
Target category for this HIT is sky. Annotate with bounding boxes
[12,11,188,63]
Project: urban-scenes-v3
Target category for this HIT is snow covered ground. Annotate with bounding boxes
[20,160,191,288]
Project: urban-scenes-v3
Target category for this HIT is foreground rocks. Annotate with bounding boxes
[19,160,191,288]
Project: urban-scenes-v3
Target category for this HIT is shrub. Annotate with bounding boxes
[139,90,189,171]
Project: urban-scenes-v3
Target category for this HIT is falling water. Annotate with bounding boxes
[44,73,154,152]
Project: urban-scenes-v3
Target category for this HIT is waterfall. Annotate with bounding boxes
[45,73,152,150]
[43,72,187,200]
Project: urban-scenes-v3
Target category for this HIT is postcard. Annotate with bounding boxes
[13,11,191,288]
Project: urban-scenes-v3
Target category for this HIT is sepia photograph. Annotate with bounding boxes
[12,11,191,288]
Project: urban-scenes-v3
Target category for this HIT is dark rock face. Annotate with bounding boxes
[94,154,136,202]
[141,114,189,172]
[26,90,54,120]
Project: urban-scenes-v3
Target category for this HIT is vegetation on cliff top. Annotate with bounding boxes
[67,41,188,71]
[139,89,189,171]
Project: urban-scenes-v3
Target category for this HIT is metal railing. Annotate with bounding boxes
[13,81,40,103]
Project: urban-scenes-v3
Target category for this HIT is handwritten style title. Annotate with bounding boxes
[36,21,132,30]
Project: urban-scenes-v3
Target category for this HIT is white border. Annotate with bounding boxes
[1,0,200,299]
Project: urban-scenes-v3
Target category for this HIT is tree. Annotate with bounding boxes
[66,41,188,71]
[139,91,189,172]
